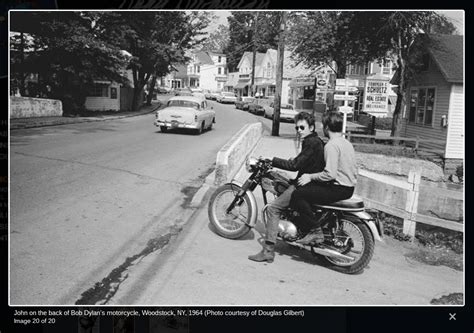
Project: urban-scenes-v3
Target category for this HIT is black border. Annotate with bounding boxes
[2,1,471,332]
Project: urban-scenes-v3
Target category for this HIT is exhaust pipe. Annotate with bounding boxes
[310,246,355,261]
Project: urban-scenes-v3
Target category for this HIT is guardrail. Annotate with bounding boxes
[214,123,263,186]
[355,169,463,238]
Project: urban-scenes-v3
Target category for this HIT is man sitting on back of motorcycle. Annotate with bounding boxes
[248,111,325,263]
[291,111,358,245]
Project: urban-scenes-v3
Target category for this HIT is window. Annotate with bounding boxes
[90,84,108,97]
[382,60,391,75]
[218,56,222,63]
[266,63,271,77]
[408,87,435,126]
[110,87,117,99]
[167,100,200,110]
[364,62,370,75]
[218,67,222,75]
[197,66,200,73]
[267,86,276,96]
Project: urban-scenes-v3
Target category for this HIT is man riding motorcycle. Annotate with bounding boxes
[291,111,358,245]
[248,111,325,263]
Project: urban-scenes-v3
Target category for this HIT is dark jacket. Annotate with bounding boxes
[272,132,325,180]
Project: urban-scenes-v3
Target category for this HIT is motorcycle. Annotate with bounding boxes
[208,157,384,274]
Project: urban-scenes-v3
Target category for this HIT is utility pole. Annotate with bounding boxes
[250,12,259,97]
[272,11,287,137]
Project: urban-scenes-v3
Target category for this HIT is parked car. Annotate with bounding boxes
[209,91,221,100]
[203,89,212,99]
[174,87,193,96]
[190,88,203,94]
[192,92,206,100]
[337,106,354,120]
[264,103,297,122]
[154,96,215,135]
[156,86,170,94]
[235,97,255,111]
[217,92,238,104]
[248,100,265,115]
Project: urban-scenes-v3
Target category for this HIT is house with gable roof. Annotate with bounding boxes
[234,51,266,97]
[393,34,464,172]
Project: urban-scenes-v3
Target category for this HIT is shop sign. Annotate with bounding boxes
[335,86,358,92]
[289,77,316,87]
[334,94,357,101]
[336,78,359,87]
[363,78,389,113]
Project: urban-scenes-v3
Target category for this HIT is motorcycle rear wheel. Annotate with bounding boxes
[208,184,252,239]
[316,216,374,274]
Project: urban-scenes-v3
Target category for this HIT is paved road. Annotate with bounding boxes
[9,100,278,305]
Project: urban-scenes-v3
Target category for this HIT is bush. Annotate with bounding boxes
[357,114,393,130]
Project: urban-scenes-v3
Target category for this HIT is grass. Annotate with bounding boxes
[370,211,463,271]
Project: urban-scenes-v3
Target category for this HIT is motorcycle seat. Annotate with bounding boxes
[313,196,365,211]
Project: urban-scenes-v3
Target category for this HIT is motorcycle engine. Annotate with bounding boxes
[278,219,298,240]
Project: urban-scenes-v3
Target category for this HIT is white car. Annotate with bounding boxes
[264,103,297,122]
[154,96,215,134]
[190,88,203,94]
[217,92,238,104]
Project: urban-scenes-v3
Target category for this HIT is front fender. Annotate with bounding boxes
[346,211,384,242]
[224,181,258,228]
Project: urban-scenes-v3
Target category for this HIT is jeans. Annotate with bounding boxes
[265,185,296,243]
[290,183,354,231]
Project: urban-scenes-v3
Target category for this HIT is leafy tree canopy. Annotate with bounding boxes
[224,11,280,72]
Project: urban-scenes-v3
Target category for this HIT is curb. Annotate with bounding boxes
[10,102,164,130]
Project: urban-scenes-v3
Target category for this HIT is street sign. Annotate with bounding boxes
[336,78,359,87]
[334,94,357,101]
[335,86,359,92]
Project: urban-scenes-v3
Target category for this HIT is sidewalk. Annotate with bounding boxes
[10,96,169,130]
[109,131,462,306]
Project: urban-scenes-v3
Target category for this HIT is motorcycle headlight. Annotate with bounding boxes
[245,157,258,172]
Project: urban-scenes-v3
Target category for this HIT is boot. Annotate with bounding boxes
[248,242,275,263]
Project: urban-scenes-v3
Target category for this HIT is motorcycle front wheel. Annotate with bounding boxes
[316,216,374,274]
[208,183,253,239]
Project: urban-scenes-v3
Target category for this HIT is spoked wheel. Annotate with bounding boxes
[208,184,253,239]
[316,216,374,274]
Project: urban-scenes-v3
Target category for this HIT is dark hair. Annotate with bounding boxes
[322,111,343,132]
[294,111,315,131]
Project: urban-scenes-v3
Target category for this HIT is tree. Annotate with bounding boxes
[288,11,391,78]
[97,11,210,111]
[288,11,456,137]
[10,11,129,113]
[224,11,280,72]
[199,24,230,53]
[380,11,456,137]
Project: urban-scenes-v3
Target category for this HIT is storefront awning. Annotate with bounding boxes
[235,81,250,89]
[388,95,397,105]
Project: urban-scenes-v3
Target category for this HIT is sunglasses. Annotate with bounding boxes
[295,125,306,131]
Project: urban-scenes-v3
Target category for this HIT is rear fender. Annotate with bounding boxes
[346,211,384,242]
[225,181,258,228]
